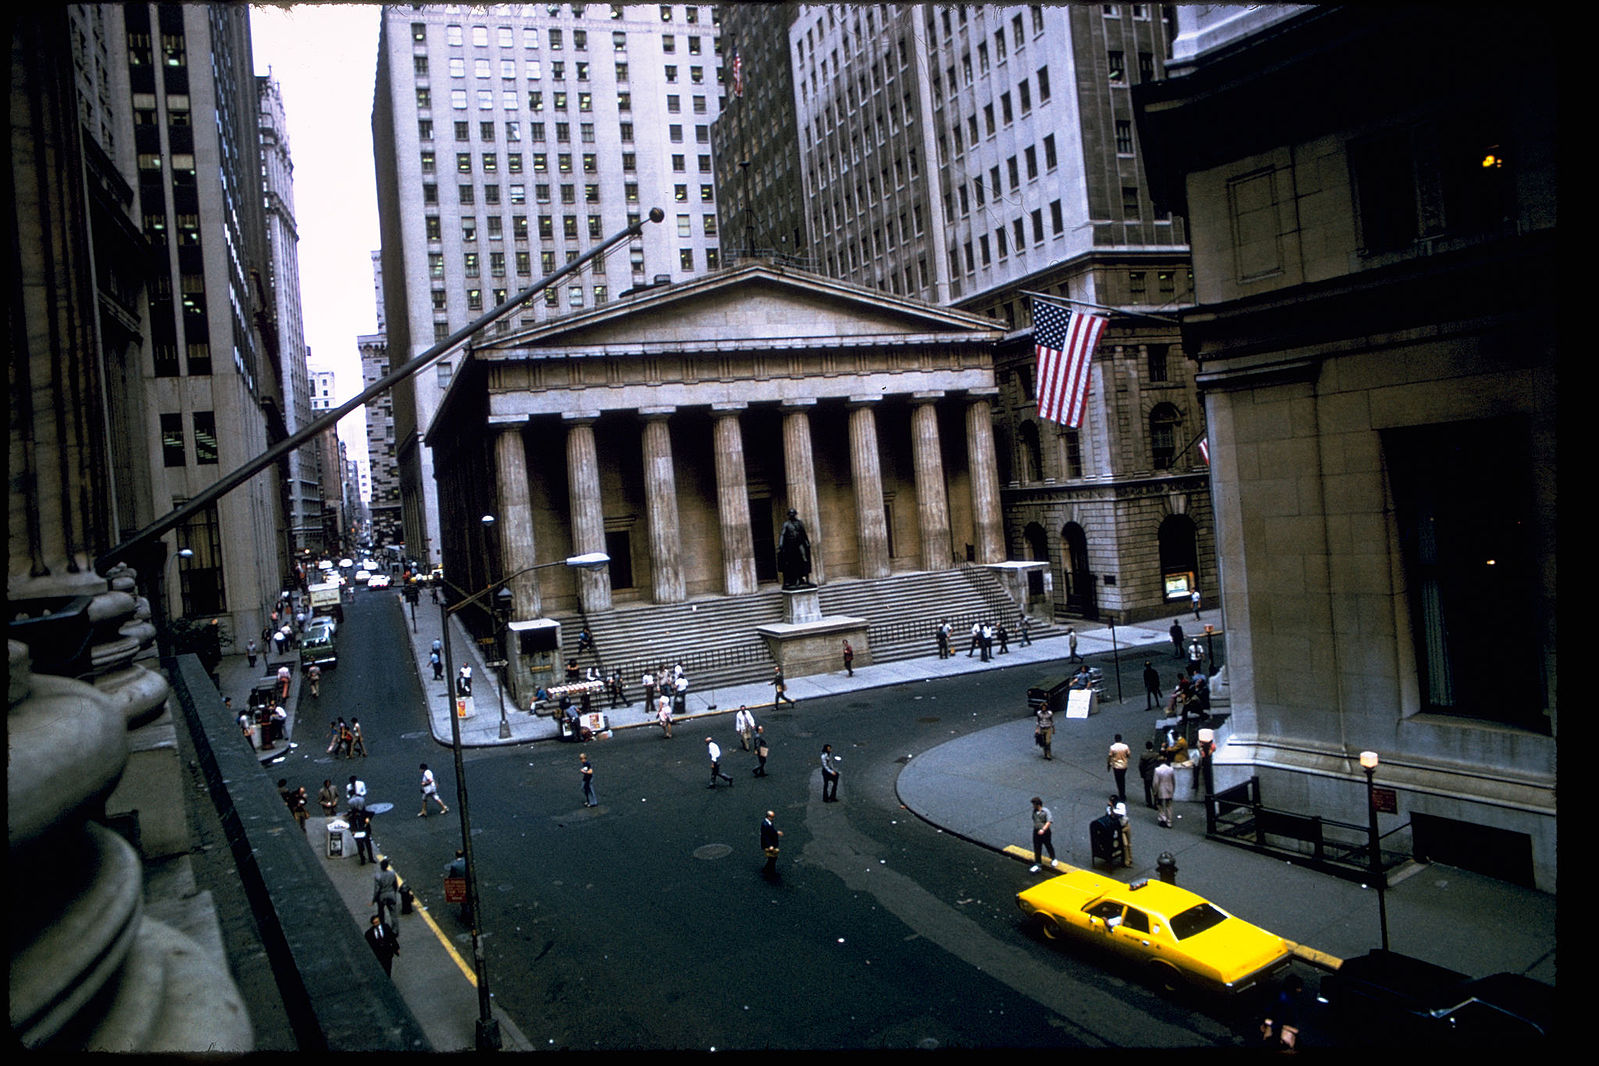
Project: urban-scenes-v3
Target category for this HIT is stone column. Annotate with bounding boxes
[781,400,824,585]
[966,394,1005,564]
[712,404,758,595]
[641,408,686,604]
[564,413,612,612]
[849,398,890,580]
[911,393,953,571]
[494,422,541,617]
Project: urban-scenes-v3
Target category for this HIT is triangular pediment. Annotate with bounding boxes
[475,263,1003,357]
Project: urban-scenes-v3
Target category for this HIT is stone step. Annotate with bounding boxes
[546,566,1063,692]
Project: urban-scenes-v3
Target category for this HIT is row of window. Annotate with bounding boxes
[951,201,1069,278]
[160,411,218,466]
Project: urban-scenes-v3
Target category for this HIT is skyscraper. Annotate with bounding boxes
[722,4,1212,622]
[371,4,726,565]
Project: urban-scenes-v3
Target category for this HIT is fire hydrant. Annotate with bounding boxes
[1156,851,1178,885]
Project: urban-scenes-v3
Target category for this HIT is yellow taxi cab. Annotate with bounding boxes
[1016,869,1290,995]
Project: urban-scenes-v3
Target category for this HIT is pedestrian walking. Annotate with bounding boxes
[842,640,855,677]
[337,719,354,759]
[1029,797,1058,872]
[1108,795,1133,867]
[318,778,340,818]
[290,787,309,833]
[673,671,689,715]
[365,914,399,976]
[350,717,367,757]
[246,639,258,668]
[968,621,981,657]
[1154,757,1177,827]
[418,763,449,817]
[1067,626,1081,663]
[642,668,657,713]
[325,719,342,755]
[276,663,291,701]
[1143,661,1161,710]
[1107,734,1131,802]
[735,706,756,750]
[706,737,734,789]
[937,620,951,659]
[307,663,322,698]
[1187,637,1206,676]
[430,649,443,680]
[761,810,783,878]
[1019,614,1032,646]
[1191,588,1202,620]
[820,744,841,802]
[349,805,376,864]
[1139,741,1161,809]
[346,774,367,811]
[997,624,1009,655]
[770,665,795,707]
[1035,703,1055,760]
[373,857,401,927]
[1170,619,1186,659]
[456,665,473,697]
[752,725,770,776]
[656,692,674,737]
[581,752,597,807]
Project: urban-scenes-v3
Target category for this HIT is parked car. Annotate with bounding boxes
[1016,870,1291,996]
[1316,949,1553,1045]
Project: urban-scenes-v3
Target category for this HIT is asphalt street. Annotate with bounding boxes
[219,587,1556,1050]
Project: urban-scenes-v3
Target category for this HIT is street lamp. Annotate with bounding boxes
[1360,750,1390,950]
[436,550,610,1051]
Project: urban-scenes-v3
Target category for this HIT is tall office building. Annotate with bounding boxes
[371,3,726,565]
[112,2,287,642]
[258,73,324,557]
[711,1,807,263]
[725,4,1211,622]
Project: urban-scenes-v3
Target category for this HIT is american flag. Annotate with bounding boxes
[1198,437,1210,465]
[1031,298,1106,428]
[732,46,743,98]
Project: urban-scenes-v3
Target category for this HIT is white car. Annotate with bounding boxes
[368,573,391,589]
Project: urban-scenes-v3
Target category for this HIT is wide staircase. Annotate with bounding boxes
[551,564,1063,696]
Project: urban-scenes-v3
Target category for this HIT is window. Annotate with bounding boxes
[1116,120,1134,155]
[1037,65,1050,102]
[1043,133,1057,170]
[1108,51,1125,83]
[1149,403,1180,470]
[161,413,185,467]
[193,412,218,465]
[1147,344,1169,383]
[1050,199,1064,235]
[1123,186,1140,218]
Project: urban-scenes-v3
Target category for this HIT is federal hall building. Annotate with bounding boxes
[427,262,1205,697]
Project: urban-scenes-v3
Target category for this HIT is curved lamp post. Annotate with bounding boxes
[438,550,610,1050]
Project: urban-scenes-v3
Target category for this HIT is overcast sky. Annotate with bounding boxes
[250,2,383,472]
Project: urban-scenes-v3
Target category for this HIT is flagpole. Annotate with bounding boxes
[1020,289,1183,326]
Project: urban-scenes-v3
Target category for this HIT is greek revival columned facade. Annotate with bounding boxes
[427,265,1006,667]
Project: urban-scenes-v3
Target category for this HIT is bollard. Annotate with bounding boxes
[1156,851,1178,885]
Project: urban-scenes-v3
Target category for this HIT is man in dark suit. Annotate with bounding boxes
[761,811,783,877]
[365,914,399,976]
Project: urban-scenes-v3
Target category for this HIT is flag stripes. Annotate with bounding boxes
[1031,298,1106,428]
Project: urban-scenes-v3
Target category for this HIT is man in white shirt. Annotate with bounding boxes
[705,737,733,789]
[734,706,756,750]
[418,763,449,817]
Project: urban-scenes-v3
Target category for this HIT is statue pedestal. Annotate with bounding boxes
[757,589,867,679]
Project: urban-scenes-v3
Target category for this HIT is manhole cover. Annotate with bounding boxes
[693,843,733,860]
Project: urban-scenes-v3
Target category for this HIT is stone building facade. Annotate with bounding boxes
[1135,6,1557,889]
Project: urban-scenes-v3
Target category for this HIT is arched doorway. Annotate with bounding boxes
[1023,522,1048,601]
[1158,513,1199,602]
[1061,522,1096,618]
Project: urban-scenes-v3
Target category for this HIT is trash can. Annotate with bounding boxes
[1090,813,1124,868]
[326,818,350,859]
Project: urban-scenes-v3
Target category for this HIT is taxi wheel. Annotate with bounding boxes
[1147,960,1183,993]
[1035,914,1063,941]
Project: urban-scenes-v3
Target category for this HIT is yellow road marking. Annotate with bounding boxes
[393,869,479,986]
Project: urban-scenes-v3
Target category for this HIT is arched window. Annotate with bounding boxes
[1061,522,1095,616]
[1158,513,1199,597]
[1149,402,1180,469]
